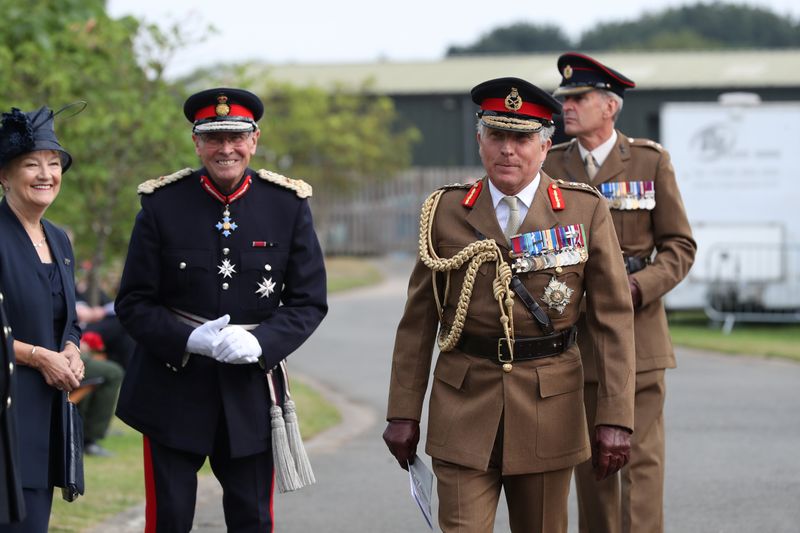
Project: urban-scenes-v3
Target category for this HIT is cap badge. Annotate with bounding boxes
[504,88,523,111]
[563,65,573,79]
[215,95,231,117]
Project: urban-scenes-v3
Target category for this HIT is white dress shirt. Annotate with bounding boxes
[487,174,540,233]
[577,129,618,168]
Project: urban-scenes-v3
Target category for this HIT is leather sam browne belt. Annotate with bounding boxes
[457,326,578,364]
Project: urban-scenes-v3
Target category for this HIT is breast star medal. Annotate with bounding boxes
[542,277,573,314]
[255,276,276,299]
[217,259,237,279]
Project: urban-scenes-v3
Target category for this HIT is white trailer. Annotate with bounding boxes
[660,94,800,322]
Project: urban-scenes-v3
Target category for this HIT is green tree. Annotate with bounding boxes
[579,2,800,50]
[0,0,194,302]
[252,80,419,190]
[447,23,573,56]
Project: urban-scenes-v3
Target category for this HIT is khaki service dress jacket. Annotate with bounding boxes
[386,172,635,475]
[543,131,696,378]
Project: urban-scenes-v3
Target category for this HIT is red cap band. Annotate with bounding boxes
[194,104,254,121]
[481,98,553,121]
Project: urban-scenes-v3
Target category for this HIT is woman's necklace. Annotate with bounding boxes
[31,223,46,248]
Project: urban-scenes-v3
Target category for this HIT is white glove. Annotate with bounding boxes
[186,315,230,357]
[212,326,262,364]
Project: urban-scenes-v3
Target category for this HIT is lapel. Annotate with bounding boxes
[593,130,630,185]
[41,221,72,348]
[466,178,507,247]
[561,140,589,184]
[521,173,559,234]
[0,199,49,282]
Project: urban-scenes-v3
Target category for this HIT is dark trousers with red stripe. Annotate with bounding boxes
[143,432,274,533]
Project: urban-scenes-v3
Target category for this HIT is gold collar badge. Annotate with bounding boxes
[215,95,231,117]
[504,88,523,111]
[563,65,573,79]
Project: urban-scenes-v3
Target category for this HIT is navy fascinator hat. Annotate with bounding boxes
[0,103,82,172]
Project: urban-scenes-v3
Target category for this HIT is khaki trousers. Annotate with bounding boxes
[433,426,572,533]
[575,369,666,533]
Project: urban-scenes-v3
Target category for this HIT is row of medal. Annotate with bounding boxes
[509,224,589,273]
[598,181,656,210]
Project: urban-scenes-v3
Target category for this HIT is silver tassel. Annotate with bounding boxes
[268,371,300,493]
[283,398,316,487]
[270,404,300,493]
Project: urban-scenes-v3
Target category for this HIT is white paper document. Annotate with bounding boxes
[408,454,434,529]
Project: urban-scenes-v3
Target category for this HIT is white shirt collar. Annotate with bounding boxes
[487,173,540,209]
[577,129,618,167]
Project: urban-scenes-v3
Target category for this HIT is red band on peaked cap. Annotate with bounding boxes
[480,98,553,121]
[559,52,636,88]
[194,104,254,122]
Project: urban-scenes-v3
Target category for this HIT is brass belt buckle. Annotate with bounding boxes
[498,338,514,373]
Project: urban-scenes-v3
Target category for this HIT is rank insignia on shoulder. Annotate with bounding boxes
[556,179,602,198]
[256,169,312,198]
[461,180,483,208]
[438,182,472,191]
[137,168,194,194]
[630,138,664,152]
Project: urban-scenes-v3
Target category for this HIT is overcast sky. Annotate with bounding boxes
[107,0,800,78]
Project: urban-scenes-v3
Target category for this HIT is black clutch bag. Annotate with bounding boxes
[53,392,85,502]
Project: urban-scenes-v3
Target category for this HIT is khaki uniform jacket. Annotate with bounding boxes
[543,131,696,378]
[386,172,635,475]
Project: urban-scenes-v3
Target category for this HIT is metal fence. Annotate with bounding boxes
[703,242,800,332]
[316,167,483,255]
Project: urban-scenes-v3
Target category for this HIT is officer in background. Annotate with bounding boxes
[383,77,635,533]
[1,285,25,524]
[115,88,327,532]
[543,53,696,533]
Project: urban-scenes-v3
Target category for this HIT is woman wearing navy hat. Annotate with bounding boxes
[0,106,84,533]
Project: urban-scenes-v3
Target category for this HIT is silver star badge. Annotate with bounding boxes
[255,276,276,299]
[542,276,574,314]
[217,259,237,279]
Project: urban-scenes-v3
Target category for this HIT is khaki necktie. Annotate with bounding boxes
[585,154,599,181]
[502,195,521,239]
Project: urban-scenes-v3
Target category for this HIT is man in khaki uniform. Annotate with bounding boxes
[383,77,636,533]
[543,53,697,533]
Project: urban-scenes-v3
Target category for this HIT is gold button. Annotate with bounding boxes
[502,363,513,373]
[222,283,229,290]
[265,264,272,271]
[179,262,187,270]
[555,266,563,274]
[223,248,230,256]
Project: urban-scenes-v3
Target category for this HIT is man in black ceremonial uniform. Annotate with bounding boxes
[115,87,327,533]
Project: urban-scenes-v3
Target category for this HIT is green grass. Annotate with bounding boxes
[325,256,383,292]
[668,311,800,361]
[49,418,150,532]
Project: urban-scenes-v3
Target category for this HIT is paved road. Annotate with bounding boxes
[97,255,800,532]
